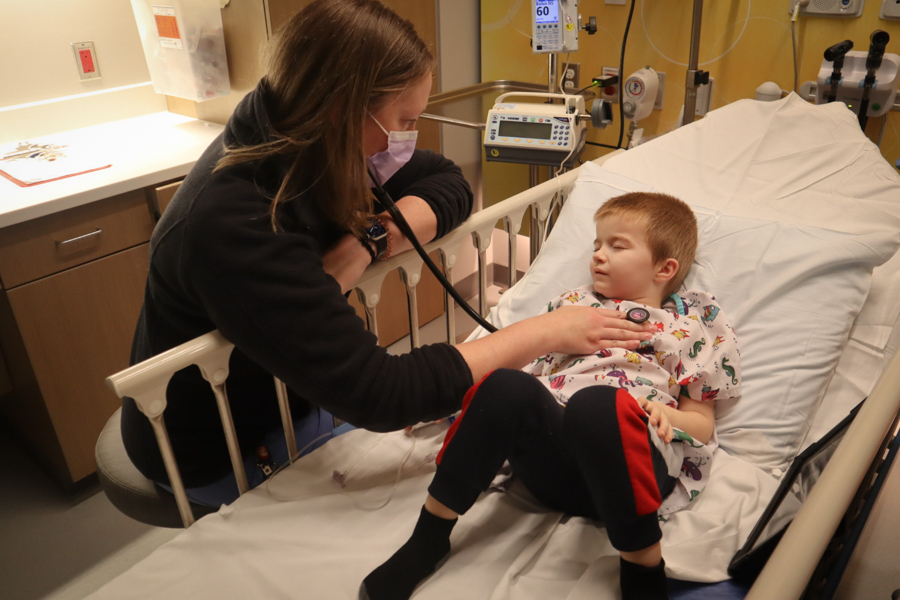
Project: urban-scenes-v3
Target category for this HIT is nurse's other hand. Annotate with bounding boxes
[322,233,371,294]
[544,305,654,355]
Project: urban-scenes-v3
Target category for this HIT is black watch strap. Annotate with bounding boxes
[363,217,389,261]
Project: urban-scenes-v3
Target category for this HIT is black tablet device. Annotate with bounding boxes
[727,401,863,583]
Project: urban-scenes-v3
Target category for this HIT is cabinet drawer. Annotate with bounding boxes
[152,179,183,218]
[0,189,154,289]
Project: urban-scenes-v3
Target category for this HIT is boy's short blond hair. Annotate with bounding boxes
[594,192,698,296]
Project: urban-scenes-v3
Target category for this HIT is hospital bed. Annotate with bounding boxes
[91,94,900,600]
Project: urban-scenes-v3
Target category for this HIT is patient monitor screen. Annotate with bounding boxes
[498,120,554,140]
[535,0,559,24]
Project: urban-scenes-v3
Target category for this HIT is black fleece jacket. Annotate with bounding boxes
[121,83,474,486]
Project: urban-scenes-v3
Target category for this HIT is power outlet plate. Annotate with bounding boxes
[562,62,580,92]
[72,41,100,81]
[600,67,620,102]
[881,0,900,18]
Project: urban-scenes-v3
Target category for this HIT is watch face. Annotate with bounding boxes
[366,219,387,239]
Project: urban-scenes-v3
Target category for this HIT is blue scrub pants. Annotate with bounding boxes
[160,405,345,507]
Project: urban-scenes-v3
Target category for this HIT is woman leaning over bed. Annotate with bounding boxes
[120,0,655,507]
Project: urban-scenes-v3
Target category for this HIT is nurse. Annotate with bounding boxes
[120,0,654,505]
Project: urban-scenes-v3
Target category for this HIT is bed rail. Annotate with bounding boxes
[104,162,594,528]
[747,347,900,600]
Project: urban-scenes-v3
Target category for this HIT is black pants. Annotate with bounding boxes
[428,369,677,553]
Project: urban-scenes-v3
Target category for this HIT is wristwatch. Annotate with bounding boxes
[362,217,389,262]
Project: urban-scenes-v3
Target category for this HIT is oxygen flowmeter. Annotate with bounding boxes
[484,92,588,167]
[532,0,579,53]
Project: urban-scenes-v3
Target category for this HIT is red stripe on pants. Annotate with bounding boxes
[436,370,495,465]
[616,389,661,516]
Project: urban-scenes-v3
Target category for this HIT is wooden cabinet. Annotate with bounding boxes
[0,191,155,487]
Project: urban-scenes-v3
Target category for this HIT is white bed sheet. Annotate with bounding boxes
[87,95,900,598]
[87,424,783,600]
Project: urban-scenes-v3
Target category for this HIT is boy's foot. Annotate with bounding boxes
[620,557,669,600]
[359,506,457,600]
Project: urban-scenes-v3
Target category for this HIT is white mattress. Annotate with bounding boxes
[87,94,900,599]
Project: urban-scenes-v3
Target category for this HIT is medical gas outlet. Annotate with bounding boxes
[623,67,663,121]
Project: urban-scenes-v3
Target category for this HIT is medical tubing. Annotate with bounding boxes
[617,0,637,150]
[368,175,499,334]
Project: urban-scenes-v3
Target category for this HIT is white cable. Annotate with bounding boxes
[791,6,800,93]
[263,427,438,510]
[559,53,571,95]
[263,431,336,502]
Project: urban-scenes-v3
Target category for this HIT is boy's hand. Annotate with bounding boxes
[637,397,674,444]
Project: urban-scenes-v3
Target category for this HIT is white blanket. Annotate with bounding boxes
[88,424,783,600]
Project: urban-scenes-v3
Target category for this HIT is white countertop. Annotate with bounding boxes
[0,112,224,229]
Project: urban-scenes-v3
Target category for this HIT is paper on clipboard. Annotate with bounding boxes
[0,140,112,188]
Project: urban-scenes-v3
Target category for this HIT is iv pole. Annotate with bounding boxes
[682,0,709,126]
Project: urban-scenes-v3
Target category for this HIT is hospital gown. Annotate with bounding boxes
[522,285,742,514]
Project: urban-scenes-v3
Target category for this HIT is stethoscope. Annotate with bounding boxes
[368,171,499,334]
[369,172,666,334]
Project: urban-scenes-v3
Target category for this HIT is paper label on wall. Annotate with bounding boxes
[153,6,183,50]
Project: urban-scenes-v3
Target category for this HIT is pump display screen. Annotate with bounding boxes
[534,0,559,25]
[498,120,554,140]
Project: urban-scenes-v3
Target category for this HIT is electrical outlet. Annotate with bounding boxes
[600,67,620,102]
[72,41,100,81]
[562,63,580,92]
[655,72,666,110]
[881,0,900,19]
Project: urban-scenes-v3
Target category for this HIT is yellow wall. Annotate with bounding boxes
[481,1,899,205]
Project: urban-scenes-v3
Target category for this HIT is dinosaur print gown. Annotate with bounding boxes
[522,285,742,515]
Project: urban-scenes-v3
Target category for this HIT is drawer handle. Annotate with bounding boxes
[56,228,102,248]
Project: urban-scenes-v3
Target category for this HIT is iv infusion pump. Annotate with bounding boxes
[533,0,579,53]
[484,92,586,167]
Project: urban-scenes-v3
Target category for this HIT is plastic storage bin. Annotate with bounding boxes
[130,0,230,102]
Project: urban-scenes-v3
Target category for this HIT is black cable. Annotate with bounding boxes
[368,173,498,334]
[617,0,637,150]
[585,141,620,150]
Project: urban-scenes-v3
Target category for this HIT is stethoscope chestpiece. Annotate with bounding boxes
[626,307,650,324]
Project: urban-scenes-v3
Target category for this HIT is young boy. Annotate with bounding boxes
[360,192,741,600]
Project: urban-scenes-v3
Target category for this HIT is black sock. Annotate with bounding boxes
[360,506,457,600]
[620,557,669,600]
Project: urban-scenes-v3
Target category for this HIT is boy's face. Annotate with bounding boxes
[591,215,666,307]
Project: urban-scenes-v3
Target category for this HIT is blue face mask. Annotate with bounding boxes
[367,114,418,186]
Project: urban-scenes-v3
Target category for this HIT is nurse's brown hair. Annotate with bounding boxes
[216,0,434,235]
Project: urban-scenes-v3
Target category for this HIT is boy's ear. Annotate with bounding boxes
[655,258,679,283]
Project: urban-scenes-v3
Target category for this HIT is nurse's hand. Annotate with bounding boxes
[543,305,654,355]
[322,233,371,294]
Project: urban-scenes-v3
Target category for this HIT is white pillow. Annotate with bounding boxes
[490,163,900,471]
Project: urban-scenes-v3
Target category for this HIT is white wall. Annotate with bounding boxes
[0,0,165,144]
